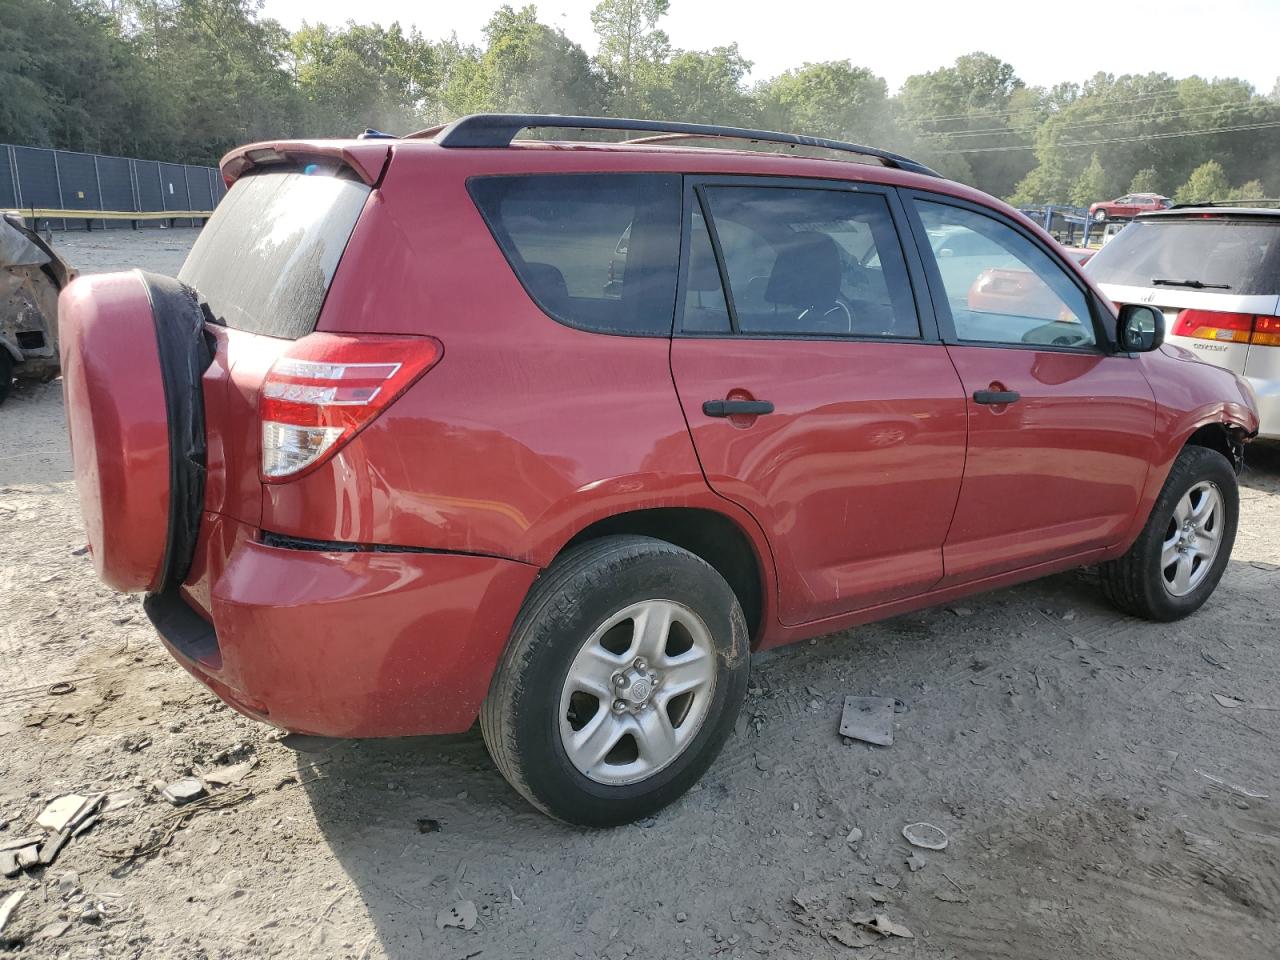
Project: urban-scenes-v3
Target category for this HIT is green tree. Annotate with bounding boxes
[1227,178,1267,201]
[590,0,669,115]
[443,6,601,119]
[897,52,1036,198]
[1128,167,1161,194]
[1175,160,1231,203]
[648,44,753,125]
[756,61,893,145]
[1070,153,1107,206]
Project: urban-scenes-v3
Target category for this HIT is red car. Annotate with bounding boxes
[59,115,1258,826]
[1089,193,1172,222]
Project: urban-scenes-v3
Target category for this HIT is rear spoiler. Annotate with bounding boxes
[219,141,393,189]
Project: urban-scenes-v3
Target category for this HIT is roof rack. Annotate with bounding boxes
[1169,198,1280,209]
[427,113,940,178]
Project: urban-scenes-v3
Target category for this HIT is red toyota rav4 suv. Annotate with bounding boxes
[59,115,1258,826]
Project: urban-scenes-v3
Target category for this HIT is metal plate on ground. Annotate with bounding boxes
[840,696,895,746]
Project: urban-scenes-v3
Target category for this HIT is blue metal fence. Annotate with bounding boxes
[1,143,226,230]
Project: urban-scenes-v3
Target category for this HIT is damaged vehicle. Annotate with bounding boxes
[57,115,1259,827]
[1,213,75,402]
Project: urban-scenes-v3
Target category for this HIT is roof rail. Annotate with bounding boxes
[429,113,940,178]
[1169,198,1280,209]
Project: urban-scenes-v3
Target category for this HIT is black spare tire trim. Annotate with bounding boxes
[140,271,212,593]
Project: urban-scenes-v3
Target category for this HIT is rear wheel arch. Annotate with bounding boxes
[559,507,769,646]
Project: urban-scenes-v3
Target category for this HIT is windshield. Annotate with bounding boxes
[1086,219,1280,296]
[179,168,371,339]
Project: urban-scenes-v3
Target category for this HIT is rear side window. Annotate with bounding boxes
[468,174,681,335]
[179,168,370,339]
[1087,219,1280,295]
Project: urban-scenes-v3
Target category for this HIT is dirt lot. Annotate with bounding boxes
[2,228,1279,959]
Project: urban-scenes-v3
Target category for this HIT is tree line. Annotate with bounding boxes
[5,0,1280,206]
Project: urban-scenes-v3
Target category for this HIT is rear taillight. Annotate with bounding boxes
[1172,309,1254,343]
[1252,316,1280,347]
[259,333,442,481]
[1171,310,1280,347]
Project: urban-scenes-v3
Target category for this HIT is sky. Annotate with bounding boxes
[257,0,1280,95]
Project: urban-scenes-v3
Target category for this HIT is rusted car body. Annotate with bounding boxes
[1,213,76,401]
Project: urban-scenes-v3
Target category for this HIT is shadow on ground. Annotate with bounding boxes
[296,562,1279,960]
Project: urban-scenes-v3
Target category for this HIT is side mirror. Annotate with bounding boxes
[1117,303,1164,353]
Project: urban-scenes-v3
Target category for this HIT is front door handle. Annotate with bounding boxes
[972,389,1020,405]
[703,399,775,417]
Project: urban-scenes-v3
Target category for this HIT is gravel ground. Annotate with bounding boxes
[2,229,1279,959]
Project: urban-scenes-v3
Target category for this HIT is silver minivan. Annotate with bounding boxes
[1087,207,1279,438]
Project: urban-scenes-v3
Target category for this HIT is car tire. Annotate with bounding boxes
[1099,445,1238,621]
[1093,209,1107,222]
[480,535,750,827]
[0,350,12,405]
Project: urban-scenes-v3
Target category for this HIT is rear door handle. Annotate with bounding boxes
[703,399,775,417]
[972,390,1020,405]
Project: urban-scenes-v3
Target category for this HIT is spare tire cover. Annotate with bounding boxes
[59,270,209,593]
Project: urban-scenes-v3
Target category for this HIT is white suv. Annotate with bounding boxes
[1087,207,1280,438]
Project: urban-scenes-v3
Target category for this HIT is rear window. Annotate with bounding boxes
[1087,218,1280,296]
[468,174,681,335]
[179,167,371,339]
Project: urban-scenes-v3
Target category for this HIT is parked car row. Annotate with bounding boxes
[58,115,1261,825]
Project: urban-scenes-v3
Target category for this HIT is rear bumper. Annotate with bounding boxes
[145,535,538,737]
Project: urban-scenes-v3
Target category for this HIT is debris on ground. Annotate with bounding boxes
[0,889,26,937]
[828,921,879,948]
[1212,693,1246,708]
[839,696,895,746]
[104,787,253,863]
[1195,769,1269,800]
[845,826,863,844]
[0,794,108,875]
[35,919,71,941]
[36,793,103,833]
[873,873,901,889]
[436,899,478,931]
[201,760,255,787]
[416,817,442,834]
[860,913,914,939]
[160,778,206,806]
[903,822,949,850]
[906,851,928,872]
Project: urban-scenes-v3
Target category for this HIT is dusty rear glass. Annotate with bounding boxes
[1087,218,1280,296]
[179,167,371,339]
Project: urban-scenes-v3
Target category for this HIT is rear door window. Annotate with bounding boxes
[468,174,681,335]
[179,167,371,339]
[1086,219,1280,295]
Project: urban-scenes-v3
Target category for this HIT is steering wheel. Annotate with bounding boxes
[823,299,853,333]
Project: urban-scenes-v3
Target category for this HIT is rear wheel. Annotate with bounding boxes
[481,536,750,827]
[1099,445,1238,621]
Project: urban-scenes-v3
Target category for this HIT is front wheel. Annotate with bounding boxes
[481,536,750,826]
[1099,445,1238,621]
[1093,209,1108,222]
